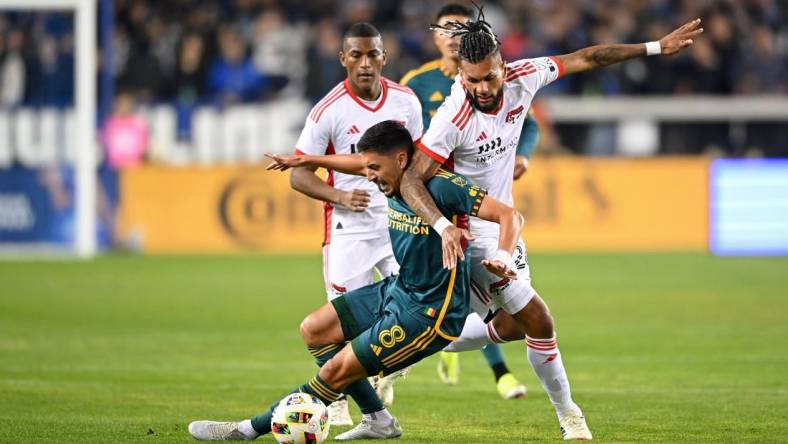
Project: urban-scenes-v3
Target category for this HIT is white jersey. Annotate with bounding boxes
[417,56,563,237]
[296,77,423,243]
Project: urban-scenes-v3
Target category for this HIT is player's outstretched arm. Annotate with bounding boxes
[286,162,370,213]
[402,150,472,270]
[265,153,367,176]
[555,18,703,76]
[476,196,524,279]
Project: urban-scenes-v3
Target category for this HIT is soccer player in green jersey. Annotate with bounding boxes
[188,120,525,441]
[400,3,535,399]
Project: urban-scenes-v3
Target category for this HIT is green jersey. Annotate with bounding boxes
[386,169,487,339]
[401,59,540,158]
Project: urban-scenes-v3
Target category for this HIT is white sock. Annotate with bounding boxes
[365,408,393,424]
[525,335,581,420]
[442,313,500,352]
[238,419,259,439]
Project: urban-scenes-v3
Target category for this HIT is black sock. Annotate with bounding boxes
[491,363,509,381]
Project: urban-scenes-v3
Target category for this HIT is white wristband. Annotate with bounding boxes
[433,217,453,236]
[493,249,514,267]
[645,41,661,56]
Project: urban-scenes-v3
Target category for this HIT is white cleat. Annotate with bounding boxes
[188,421,252,441]
[333,416,402,440]
[559,413,592,441]
[328,398,354,426]
[373,367,409,407]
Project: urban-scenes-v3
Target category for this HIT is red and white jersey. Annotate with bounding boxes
[417,56,563,236]
[295,77,423,242]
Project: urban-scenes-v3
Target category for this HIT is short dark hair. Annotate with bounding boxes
[430,3,500,64]
[436,3,473,22]
[344,22,381,40]
[357,121,414,157]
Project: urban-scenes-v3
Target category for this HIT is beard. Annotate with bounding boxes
[467,89,503,112]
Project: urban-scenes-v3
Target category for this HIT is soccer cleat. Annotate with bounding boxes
[187,421,252,441]
[436,351,459,385]
[559,413,592,440]
[333,416,402,440]
[496,373,527,399]
[374,367,409,406]
[328,398,354,426]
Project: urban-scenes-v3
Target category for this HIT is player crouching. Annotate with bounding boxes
[188,120,523,441]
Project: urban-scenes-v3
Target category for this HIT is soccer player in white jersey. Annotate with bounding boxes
[288,22,422,438]
[400,8,703,441]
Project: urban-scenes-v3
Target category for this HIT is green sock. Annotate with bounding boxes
[250,374,341,435]
[308,343,384,414]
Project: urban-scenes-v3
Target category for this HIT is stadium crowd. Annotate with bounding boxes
[2,0,787,107]
[1,0,787,155]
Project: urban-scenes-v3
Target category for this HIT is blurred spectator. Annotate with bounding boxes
[26,35,74,106]
[251,8,309,96]
[0,30,25,107]
[173,33,208,105]
[305,18,345,103]
[207,26,268,105]
[101,92,149,169]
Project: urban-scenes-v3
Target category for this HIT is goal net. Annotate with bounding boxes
[0,0,96,258]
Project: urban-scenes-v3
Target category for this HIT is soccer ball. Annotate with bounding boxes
[271,392,330,444]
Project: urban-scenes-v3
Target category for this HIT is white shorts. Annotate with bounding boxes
[323,235,399,301]
[468,237,536,320]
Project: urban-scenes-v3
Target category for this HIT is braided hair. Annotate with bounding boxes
[429,2,500,63]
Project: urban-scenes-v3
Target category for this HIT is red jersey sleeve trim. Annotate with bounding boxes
[415,138,447,164]
[548,56,565,79]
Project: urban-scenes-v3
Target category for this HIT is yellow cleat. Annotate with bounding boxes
[437,351,460,385]
[497,373,527,399]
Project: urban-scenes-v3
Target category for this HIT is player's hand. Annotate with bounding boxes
[659,18,703,56]
[441,225,475,269]
[338,189,370,212]
[481,258,518,280]
[513,155,529,180]
[264,152,307,171]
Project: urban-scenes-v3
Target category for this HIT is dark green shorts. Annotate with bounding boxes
[331,276,452,377]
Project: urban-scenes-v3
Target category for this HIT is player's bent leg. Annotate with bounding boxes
[300,303,345,347]
[511,294,591,440]
[368,249,406,405]
[300,301,357,427]
[329,345,402,441]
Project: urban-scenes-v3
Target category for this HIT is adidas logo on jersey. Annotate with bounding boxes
[475,131,488,142]
[346,125,360,135]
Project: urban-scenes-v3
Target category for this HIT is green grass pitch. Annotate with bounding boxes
[1,253,787,443]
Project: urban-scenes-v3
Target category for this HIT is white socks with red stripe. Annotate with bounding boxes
[441,313,502,352]
[525,335,581,420]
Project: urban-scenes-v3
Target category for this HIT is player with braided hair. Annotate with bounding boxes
[402,3,703,440]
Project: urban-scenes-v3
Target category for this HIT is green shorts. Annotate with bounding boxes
[331,276,453,377]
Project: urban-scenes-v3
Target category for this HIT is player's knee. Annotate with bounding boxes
[492,312,526,341]
[299,314,321,346]
[530,306,554,338]
[318,355,353,389]
[519,295,555,338]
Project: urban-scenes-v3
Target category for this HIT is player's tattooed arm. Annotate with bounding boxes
[265,153,366,176]
[401,150,472,269]
[476,196,524,280]
[555,18,703,75]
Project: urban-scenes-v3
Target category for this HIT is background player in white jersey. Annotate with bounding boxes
[400,7,703,441]
[289,22,422,436]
